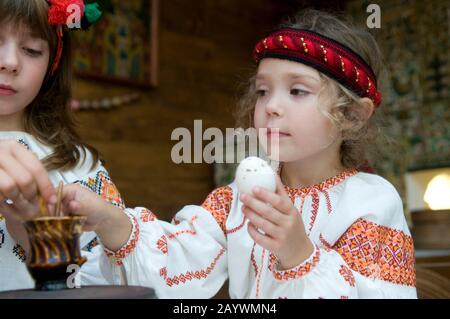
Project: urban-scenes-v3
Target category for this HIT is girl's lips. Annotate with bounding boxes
[0,84,17,96]
[266,129,291,138]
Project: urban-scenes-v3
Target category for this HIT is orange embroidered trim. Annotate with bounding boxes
[201,186,233,234]
[319,233,332,250]
[255,248,267,298]
[156,235,168,254]
[269,246,321,281]
[226,217,247,234]
[250,242,259,276]
[77,171,125,209]
[156,216,198,254]
[323,190,332,215]
[104,211,139,266]
[140,208,156,222]
[167,215,198,239]
[284,169,358,197]
[339,265,356,287]
[13,243,26,263]
[168,229,197,239]
[308,191,320,233]
[159,248,226,287]
[333,218,416,287]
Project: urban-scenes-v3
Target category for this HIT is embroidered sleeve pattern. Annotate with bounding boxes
[159,248,226,287]
[268,245,321,281]
[333,218,416,287]
[200,186,233,234]
[76,170,125,209]
[103,210,139,266]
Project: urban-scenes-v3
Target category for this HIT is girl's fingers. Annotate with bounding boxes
[0,167,20,200]
[274,174,296,212]
[0,203,20,222]
[247,222,275,251]
[12,145,55,203]
[0,197,37,222]
[240,193,286,225]
[242,205,280,237]
[0,154,37,201]
[252,186,293,217]
[10,195,40,220]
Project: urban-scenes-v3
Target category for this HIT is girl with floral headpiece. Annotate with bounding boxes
[0,0,123,291]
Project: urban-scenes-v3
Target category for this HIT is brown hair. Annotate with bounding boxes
[235,9,389,170]
[0,0,100,171]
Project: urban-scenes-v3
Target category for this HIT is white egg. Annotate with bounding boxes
[235,157,276,195]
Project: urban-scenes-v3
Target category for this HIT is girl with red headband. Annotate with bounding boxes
[3,9,417,298]
[0,0,123,291]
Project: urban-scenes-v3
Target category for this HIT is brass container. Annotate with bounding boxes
[24,216,87,291]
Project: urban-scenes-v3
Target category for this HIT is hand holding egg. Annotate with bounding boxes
[238,157,314,269]
[235,157,276,195]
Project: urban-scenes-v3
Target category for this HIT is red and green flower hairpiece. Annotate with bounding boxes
[46,0,102,75]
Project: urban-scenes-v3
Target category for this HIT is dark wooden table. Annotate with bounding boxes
[0,286,156,299]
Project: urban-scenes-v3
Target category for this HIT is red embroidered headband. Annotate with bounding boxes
[253,28,382,107]
[46,0,102,76]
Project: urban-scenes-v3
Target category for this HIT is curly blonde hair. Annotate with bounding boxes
[235,9,389,170]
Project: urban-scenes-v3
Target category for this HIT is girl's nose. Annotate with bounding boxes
[0,44,20,75]
[265,95,283,117]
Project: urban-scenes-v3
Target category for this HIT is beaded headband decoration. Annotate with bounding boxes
[253,28,382,107]
[46,0,102,76]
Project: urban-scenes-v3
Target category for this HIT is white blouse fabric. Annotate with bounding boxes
[99,168,417,299]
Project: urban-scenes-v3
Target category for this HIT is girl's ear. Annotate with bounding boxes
[339,97,375,131]
[358,97,375,121]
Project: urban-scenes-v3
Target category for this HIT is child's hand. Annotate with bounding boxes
[0,140,56,222]
[61,184,115,231]
[62,184,132,251]
[240,175,314,270]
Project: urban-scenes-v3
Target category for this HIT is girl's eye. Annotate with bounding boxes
[290,88,308,96]
[256,89,267,97]
[23,48,43,57]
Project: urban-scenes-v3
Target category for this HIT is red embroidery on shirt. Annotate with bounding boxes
[156,235,168,254]
[140,208,156,222]
[269,247,321,280]
[323,190,332,215]
[201,186,233,234]
[160,248,226,286]
[167,215,198,239]
[308,191,320,233]
[333,218,416,287]
[284,169,357,197]
[226,217,247,234]
[104,213,139,266]
[250,242,259,277]
[339,265,356,287]
[77,171,125,209]
[319,233,332,250]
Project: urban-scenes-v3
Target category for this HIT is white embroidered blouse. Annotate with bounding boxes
[99,168,417,299]
[0,132,125,291]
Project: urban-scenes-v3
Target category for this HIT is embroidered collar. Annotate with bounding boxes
[283,168,358,197]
